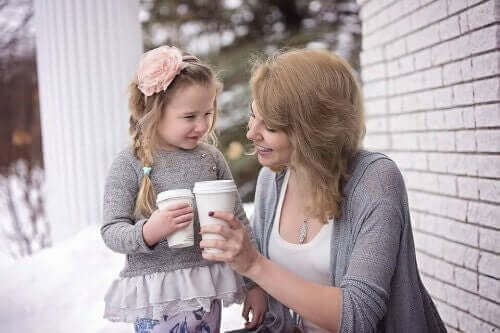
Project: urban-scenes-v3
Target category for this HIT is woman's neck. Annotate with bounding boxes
[287,168,307,194]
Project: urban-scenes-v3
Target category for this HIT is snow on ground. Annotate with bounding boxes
[0,251,15,269]
[0,223,248,332]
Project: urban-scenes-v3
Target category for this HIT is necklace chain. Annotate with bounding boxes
[298,218,309,244]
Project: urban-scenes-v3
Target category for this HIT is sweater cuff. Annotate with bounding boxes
[243,277,257,291]
[135,218,156,253]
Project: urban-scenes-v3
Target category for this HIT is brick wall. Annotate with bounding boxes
[356,0,499,331]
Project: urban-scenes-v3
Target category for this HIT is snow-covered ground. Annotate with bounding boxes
[0,223,249,332]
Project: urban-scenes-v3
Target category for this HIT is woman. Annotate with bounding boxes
[200,49,446,332]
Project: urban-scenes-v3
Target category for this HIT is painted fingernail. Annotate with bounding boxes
[208,211,214,216]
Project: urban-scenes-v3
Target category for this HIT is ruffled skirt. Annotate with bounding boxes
[104,263,245,323]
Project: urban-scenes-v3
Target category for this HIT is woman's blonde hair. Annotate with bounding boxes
[250,48,365,222]
[129,52,221,218]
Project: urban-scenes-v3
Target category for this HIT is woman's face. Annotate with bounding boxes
[246,101,292,169]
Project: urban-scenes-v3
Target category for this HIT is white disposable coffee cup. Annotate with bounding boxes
[193,180,238,254]
[156,189,194,248]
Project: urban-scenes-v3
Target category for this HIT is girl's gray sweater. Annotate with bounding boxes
[100,143,250,278]
[251,151,446,333]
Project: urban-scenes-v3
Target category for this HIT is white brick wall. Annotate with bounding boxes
[357,0,500,331]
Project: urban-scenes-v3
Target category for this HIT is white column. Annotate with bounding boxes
[34,0,143,242]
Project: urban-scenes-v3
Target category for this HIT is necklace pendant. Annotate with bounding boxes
[298,220,308,244]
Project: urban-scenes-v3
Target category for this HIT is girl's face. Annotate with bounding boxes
[246,101,292,169]
[157,83,216,151]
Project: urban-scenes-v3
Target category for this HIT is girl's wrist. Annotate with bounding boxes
[142,219,158,247]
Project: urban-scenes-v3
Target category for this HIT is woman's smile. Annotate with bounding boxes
[255,145,273,155]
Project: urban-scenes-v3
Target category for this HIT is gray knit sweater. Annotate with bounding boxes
[251,151,446,333]
[100,143,250,278]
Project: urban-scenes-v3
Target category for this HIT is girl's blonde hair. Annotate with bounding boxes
[250,48,365,222]
[129,52,221,218]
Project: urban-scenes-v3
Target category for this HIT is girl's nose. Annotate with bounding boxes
[196,118,209,133]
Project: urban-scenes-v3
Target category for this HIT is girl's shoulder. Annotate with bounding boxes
[107,146,141,176]
[112,146,139,166]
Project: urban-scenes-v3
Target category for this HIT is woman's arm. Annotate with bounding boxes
[337,159,405,333]
[248,250,343,332]
[200,211,342,332]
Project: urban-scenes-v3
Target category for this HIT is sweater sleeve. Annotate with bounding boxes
[100,150,155,255]
[339,158,405,333]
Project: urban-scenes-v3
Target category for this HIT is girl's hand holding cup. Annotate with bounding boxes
[143,202,193,247]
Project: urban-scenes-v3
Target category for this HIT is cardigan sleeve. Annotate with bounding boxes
[339,158,406,333]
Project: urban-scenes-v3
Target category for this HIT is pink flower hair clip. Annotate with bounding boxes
[137,46,188,97]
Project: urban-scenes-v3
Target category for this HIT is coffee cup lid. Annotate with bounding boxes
[156,189,193,203]
[192,180,237,194]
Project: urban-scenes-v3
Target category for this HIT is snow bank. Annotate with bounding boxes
[0,224,247,332]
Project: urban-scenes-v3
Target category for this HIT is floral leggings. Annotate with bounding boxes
[134,300,221,333]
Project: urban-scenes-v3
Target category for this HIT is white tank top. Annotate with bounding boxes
[268,170,332,333]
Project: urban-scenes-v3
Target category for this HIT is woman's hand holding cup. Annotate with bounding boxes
[200,211,261,277]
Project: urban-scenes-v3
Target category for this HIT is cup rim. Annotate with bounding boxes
[156,189,194,203]
[192,180,237,194]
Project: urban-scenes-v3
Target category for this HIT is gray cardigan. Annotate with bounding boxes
[251,151,446,332]
[100,143,251,278]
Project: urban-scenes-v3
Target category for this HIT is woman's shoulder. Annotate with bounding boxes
[351,150,399,171]
[347,150,406,201]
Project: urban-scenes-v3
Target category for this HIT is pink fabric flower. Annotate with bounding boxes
[137,46,187,97]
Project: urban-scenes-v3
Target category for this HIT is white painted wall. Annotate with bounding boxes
[34,0,143,242]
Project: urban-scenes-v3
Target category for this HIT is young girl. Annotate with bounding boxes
[101,45,266,332]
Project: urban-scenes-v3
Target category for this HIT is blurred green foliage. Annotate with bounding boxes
[139,0,361,201]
